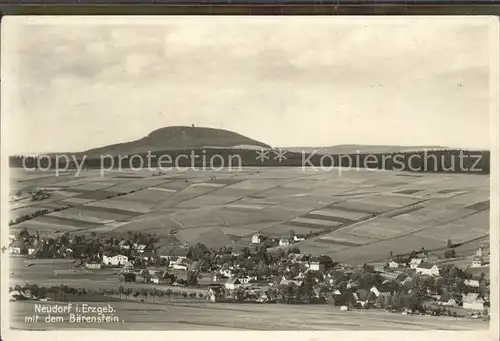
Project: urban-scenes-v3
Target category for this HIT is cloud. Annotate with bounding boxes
[2,17,493,154]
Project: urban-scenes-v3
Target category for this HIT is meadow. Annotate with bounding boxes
[11,300,488,331]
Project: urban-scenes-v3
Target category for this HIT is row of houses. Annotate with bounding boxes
[251,233,305,246]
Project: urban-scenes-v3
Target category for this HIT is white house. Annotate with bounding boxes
[240,276,257,284]
[219,267,233,278]
[389,261,400,269]
[121,261,135,273]
[416,263,440,276]
[293,235,306,242]
[279,238,290,246]
[85,263,102,269]
[462,293,486,311]
[118,240,130,250]
[172,258,190,271]
[252,233,263,244]
[409,258,423,269]
[9,246,21,254]
[28,248,36,255]
[471,257,485,268]
[136,244,147,253]
[464,279,480,288]
[308,261,321,271]
[225,277,242,290]
[441,298,458,307]
[103,254,128,266]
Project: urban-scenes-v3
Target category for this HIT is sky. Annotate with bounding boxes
[1,16,495,155]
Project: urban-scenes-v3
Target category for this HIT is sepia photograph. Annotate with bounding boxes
[1,15,498,338]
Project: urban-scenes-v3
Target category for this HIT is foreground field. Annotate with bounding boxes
[10,300,488,330]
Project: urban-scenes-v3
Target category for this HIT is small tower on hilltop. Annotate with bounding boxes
[192,124,195,128]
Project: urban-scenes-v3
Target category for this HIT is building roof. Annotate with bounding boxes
[396,273,409,282]
[463,293,485,304]
[355,289,373,301]
[410,258,423,264]
[417,262,436,269]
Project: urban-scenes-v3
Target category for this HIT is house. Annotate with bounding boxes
[371,262,387,273]
[118,240,130,250]
[462,293,486,311]
[287,253,306,263]
[389,261,400,269]
[156,246,190,261]
[9,239,26,254]
[9,246,21,254]
[173,258,191,271]
[471,257,485,268]
[103,254,128,266]
[241,276,257,284]
[293,235,306,242]
[416,262,440,276]
[464,279,481,288]
[440,297,458,307]
[85,263,101,269]
[225,277,242,290]
[151,273,166,284]
[324,270,336,285]
[119,273,136,282]
[28,248,36,255]
[308,261,321,271]
[370,284,392,297]
[279,238,291,246]
[354,288,377,307]
[409,258,423,269]
[136,244,147,253]
[62,248,73,258]
[279,278,304,287]
[219,264,233,277]
[252,233,263,244]
[121,261,135,273]
[306,256,332,271]
[396,273,409,283]
[138,250,154,261]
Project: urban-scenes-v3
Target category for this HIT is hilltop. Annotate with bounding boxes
[82,126,271,157]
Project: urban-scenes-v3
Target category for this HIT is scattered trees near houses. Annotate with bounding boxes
[444,249,456,259]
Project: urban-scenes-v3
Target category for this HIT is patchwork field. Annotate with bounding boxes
[9,167,490,264]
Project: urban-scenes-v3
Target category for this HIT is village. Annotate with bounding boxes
[8,227,491,321]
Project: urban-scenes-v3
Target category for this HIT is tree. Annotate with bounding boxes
[363,263,375,273]
[165,289,173,301]
[447,239,453,248]
[444,249,456,259]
